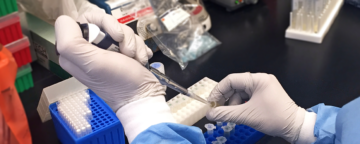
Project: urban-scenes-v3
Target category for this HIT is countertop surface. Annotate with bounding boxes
[21,0,360,143]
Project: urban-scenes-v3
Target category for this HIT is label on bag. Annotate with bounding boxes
[160,8,191,31]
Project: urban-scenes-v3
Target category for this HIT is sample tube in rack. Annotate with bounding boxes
[211,141,222,144]
[212,141,221,144]
[216,121,223,127]
[205,123,216,136]
[216,136,227,144]
[221,126,232,138]
[227,122,236,133]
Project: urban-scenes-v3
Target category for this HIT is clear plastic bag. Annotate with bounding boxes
[17,0,101,22]
[346,0,360,8]
[137,0,220,69]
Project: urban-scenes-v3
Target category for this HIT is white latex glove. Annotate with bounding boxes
[55,14,175,142]
[56,12,156,111]
[206,73,317,144]
[76,9,153,65]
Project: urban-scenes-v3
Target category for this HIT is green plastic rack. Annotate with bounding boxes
[15,64,34,93]
[0,0,18,17]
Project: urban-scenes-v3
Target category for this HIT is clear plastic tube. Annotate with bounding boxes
[205,123,216,136]
[301,13,306,31]
[212,141,221,144]
[227,122,236,134]
[318,15,323,31]
[296,13,302,30]
[291,0,336,33]
[216,136,227,144]
[306,14,312,32]
[216,121,223,127]
[210,101,219,108]
[290,12,295,29]
[57,90,93,138]
[221,126,232,138]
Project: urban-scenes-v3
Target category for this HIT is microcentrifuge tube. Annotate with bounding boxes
[212,141,221,144]
[306,14,312,33]
[296,13,302,30]
[221,126,232,138]
[302,13,307,31]
[216,136,227,144]
[227,122,236,133]
[210,101,219,108]
[290,12,294,29]
[205,123,216,136]
[216,121,223,127]
[227,122,236,128]
[310,15,315,33]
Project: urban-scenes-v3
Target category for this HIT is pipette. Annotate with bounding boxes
[69,23,209,105]
[149,67,209,104]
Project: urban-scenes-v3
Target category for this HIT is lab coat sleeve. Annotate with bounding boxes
[334,97,360,144]
[132,123,206,144]
[116,96,177,143]
[307,97,360,144]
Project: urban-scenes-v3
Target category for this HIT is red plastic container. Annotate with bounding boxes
[0,12,23,45]
[6,36,31,68]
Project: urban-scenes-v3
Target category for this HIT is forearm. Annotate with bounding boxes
[295,112,317,144]
[296,103,341,144]
[116,96,176,143]
[132,122,206,144]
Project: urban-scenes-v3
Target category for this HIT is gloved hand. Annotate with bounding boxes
[55,13,160,112]
[56,12,175,142]
[76,9,153,65]
[206,73,316,143]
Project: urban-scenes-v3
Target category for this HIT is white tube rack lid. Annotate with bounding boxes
[167,77,218,126]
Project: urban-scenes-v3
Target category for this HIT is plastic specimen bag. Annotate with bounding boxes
[346,0,360,8]
[17,0,100,22]
[137,0,220,69]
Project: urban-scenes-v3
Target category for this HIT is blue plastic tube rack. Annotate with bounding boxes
[203,122,264,144]
[50,90,125,144]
